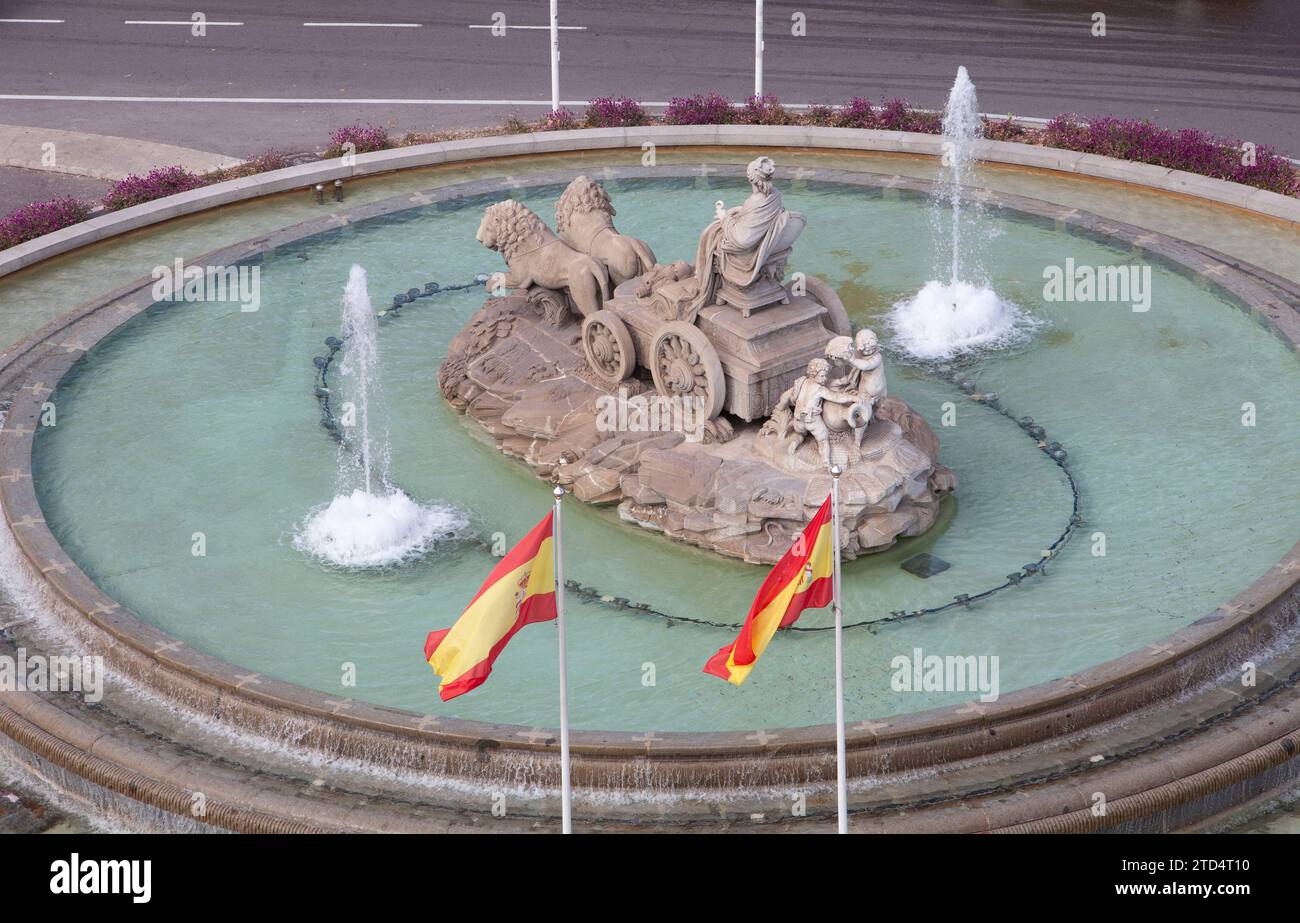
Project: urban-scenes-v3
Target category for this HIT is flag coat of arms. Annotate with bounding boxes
[703,496,835,685]
[424,511,557,701]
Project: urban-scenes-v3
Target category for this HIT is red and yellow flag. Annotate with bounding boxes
[424,511,557,701]
[703,496,835,685]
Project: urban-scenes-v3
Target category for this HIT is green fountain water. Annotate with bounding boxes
[29,174,1300,732]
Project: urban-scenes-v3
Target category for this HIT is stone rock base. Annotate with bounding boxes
[439,293,956,565]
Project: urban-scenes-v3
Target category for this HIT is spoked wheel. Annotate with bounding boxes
[803,275,852,337]
[581,311,636,386]
[649,321,725,420]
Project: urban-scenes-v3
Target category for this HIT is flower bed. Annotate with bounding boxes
[323,124,391,157]
[208,149,291,181]
[585,96,649,128]
[101,166,208,212]
[0,197,92,249]
[541,108,581,131]
[468,94,1295,197]
[663,92,738,125]
[3,100,1297,252]
[1043,115,1298,196]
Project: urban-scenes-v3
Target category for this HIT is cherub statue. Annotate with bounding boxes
[769,357,861,468]
[824,328,888,447]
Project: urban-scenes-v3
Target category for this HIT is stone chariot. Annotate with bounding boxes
[578,156,851,422]
[579,272,851,422]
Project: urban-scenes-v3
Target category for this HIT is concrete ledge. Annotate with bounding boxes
[0,123,240,180]
[4,125,1298,281]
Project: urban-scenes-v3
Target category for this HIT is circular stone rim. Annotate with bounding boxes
[0,152,1297,791]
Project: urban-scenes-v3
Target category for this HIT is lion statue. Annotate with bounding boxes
[555,176,657,287]
[476,199,611,319]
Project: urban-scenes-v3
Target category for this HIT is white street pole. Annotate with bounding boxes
[754,0,764,98]
[829,465,848,833]
[550,0,560,112]
[552,484,572,833]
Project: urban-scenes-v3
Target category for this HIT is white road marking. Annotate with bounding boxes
[303,22,422,28]
[12,95,1079,128]
[0,94,617,105]
[0,19,66,23]
[124,20,244,26]
[468,24,587,30]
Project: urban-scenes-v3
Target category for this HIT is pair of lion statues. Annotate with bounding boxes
[475,176,657,319]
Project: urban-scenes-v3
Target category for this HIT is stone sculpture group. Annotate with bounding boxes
[441,158,955,564]
[768,328,890,468]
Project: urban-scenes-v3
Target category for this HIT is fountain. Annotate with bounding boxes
[889,66,1041,361]
[942,64,981,287]
[448,165,956,563]
[294,265,467,567]
[4,129,1298,834]
[340,264,381,497]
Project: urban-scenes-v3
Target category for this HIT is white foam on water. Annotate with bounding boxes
[295,265,467,568]
[890,67,1043,362]
[888,279,1042,361]
[294,487,468,569]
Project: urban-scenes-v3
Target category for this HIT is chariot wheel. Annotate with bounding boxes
[804,275,852,337]
[649,321,726,420]
[581,311,636,386]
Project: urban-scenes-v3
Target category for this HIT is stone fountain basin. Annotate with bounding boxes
[0,134,1297,832]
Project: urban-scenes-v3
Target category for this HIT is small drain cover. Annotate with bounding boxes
[901,553,950,578]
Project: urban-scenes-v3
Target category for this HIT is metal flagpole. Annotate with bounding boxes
[754,0,764,98]
[829,465,848,833]
[549,0,560,112]
[552,484,573,833]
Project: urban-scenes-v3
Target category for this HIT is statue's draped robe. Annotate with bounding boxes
[688,187,805,316]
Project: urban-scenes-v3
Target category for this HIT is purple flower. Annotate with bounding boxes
[325,124,391,157]
[805,103,838,126]
[102,166,208,211]
[1044,115,1298,196]
[585,96,647,128]
[739,94,791,125]
[835,97,877,129]
[983,116,1031,143]
[0,197,93,249]
[874,98,940,133]
[247,149,289,172]
[662,92,735,125]
[542,108,581,131]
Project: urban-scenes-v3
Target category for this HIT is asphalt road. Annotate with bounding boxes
[0,166,108,213]
[0,0,1297,157]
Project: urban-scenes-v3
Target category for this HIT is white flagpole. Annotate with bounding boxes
[754,0,764,98]
[549,0,560,112]
[552,484,573,833]
[829,465,848,833]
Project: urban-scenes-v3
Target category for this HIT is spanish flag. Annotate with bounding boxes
[703,496,835,685]
[424,512,557,701]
